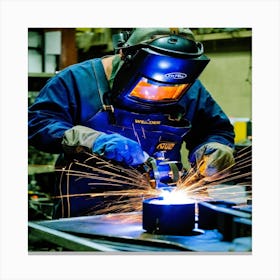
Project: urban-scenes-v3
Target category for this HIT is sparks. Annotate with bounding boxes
[53,145,252,218]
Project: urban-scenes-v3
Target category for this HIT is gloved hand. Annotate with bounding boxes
[62,126,149,166]
[93,133,149,166]
[190,142,235,177]
[62,125,104,154]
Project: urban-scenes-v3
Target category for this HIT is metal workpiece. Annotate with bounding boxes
[142,197,196,235]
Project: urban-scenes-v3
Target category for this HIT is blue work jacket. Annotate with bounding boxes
[28,58,235,218]
[29,58,234,155]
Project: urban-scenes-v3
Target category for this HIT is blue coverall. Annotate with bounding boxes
[28,58,235,218]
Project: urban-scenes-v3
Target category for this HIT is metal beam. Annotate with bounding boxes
[28,222,117,252]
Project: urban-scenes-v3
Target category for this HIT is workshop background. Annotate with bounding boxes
[28,27,252,221]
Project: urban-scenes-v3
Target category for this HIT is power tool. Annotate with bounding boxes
[142,151,181,188]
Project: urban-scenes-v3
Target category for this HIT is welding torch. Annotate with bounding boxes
[140,151,209,189]
[141,151,181,189]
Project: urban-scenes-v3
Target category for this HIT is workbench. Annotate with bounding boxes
[28,210,251,253]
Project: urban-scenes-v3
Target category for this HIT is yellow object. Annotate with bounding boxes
[230,117,251,144]
[234,121,247,143]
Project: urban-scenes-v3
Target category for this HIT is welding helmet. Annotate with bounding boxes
[110,28,210,113]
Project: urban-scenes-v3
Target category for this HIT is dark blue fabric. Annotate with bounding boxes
[83,106,191,164]
[28,58,235,218]
[28,59,105,153]
[28,58,234,156]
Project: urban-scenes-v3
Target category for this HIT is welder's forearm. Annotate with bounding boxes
[190,114,235,155]
[28,121,71,154]
[62,125,103,154]
[28,108,74,154]
[187,134,235,164]
[196,133,235,150]
[206,117,235,148]
[192,85,235,150]
[185,129,234,160]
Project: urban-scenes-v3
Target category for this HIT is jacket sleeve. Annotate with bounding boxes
[28,59,106,154]
[28,73,79,153]
[182,80,235,160]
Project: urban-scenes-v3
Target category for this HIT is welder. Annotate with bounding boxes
[28,28,235,218]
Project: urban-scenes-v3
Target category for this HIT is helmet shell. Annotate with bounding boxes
[111,33,210,113]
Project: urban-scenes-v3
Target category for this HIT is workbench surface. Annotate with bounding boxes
[28,211,251,253]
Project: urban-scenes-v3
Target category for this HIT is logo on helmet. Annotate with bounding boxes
[165,72,187,79]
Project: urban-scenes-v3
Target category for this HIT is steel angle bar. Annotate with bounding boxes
[28,221,117,252]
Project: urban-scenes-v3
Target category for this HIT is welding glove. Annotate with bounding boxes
[93,133,149,166]
[62,125,103,154]
[62,125,149,166]
[190,142,235,177]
